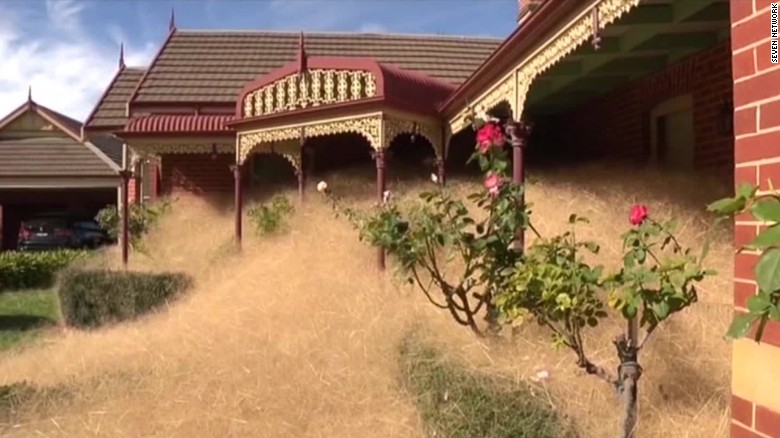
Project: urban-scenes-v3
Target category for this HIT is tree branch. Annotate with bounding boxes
[410,267,448,309]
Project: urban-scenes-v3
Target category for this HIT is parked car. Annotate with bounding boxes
[17,212,112,251]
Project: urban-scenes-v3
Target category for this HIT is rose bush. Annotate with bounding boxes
[320,116,713,438]
[708,183,780,342]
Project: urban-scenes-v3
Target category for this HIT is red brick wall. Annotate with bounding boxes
[731,1,780,437]
[559,40,734,171]
[160,153,234,195]
[128,177,138,204]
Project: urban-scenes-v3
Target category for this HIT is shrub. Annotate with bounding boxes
[57,269,192,328]
[246,195,295,235]
[323,117,712,438]
[95,200,171,251]
[0,250,88,291]
[400,335,574,438]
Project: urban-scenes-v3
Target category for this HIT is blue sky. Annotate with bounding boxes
[0,0,519,120]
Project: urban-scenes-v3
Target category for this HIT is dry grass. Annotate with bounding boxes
[0,162,733,437]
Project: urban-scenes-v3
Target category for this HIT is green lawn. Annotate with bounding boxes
[0,290,60,351]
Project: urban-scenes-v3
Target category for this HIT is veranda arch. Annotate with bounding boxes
[228,36,456,268]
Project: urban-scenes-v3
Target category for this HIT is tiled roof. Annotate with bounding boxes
[0,100,122,176]
[87,134,124,166]
[124,114,235,133]
[131,30,503,104]
[85,67,145,129]
[0,137,118,177]
[378,62,458,112]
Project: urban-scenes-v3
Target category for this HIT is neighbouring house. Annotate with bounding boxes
[72,0,779,435]
[0,96,123,250]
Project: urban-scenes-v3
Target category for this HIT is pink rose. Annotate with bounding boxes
[629,204,648,226]
[484,172,503,197]
[476,122,505,154]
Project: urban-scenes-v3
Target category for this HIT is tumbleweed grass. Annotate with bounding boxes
[0,162,732,437]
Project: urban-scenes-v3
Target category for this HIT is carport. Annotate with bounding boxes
[0,96,123,250]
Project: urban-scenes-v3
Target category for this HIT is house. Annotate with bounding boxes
[82,26,503,203]
[0,94,123,250]
[75,0,780,434]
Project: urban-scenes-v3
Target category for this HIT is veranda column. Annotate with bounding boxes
[375,148,387,270]
[506,121,531,252]
[435,157,446,186]
[118,169,133,267]
[298,141,306,202]
[231,163,243,248]
[438,128,449,187]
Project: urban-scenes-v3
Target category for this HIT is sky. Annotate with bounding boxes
[0,0,519,122]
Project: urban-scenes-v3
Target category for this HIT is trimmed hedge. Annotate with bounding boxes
[0,250,88,291]
[57,269,192,328]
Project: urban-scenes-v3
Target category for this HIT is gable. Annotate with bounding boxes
[0,102,120,178]
[0,111,71,140]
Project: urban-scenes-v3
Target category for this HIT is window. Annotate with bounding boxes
[650,94,695,169]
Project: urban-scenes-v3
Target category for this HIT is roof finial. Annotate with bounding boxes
[169,8,176,32]
[27,85,32,103]
[297,31,307,74]
[119,42,126,69]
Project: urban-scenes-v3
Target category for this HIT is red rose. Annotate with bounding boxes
[629,204,648,226]
[476,122,505,154]
[484,172,503,197]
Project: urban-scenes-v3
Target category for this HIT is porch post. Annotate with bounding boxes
[118,169,133,267]
[439,126,449,187]
[506,120,531,252]
[133,160,142,205]
[375,148,386,270]
[298,136,306,202]
[436,157,446,187]
[231,163,243,248]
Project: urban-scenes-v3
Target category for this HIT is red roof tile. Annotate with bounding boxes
[130,30,502,105]
[123,114,235,134]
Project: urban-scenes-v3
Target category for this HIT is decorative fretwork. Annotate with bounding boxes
[129,142,233,157]
[383,117,442,158]
[238,128,301,163]
[250,139,302,172]
[323,70,336,103]
[311,70,323,105]
[449,0,641,132]
[242,69,379,118]
[299,73,310,108]
[237,114,383,164]
[287,76,298,110]
[303,115,382,150]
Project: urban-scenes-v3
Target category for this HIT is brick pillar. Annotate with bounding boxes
[731,2,780,437]
[128,177,138,204]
